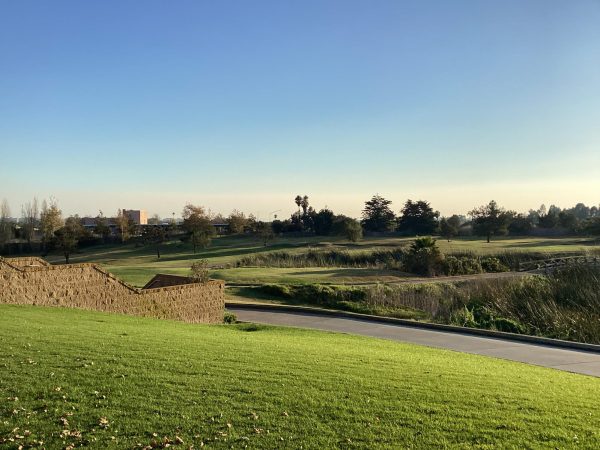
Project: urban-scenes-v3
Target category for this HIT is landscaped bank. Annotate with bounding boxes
[229,264,600,344]
[1,305,599,448]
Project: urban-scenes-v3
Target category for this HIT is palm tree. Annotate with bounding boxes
[301,195,309,215]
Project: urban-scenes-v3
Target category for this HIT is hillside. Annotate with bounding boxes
[1,305,599,448]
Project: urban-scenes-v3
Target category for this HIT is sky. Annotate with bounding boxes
[1,0,599,220]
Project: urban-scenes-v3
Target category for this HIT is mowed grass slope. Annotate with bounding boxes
[1,306,599,448]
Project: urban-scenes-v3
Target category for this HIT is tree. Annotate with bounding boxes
[290,195,314,232]
[116,209,131,243]
[508,214,533,235]
[182,204,215,253]
[583,217,600,236]
[39,200,63,253]
[361,195,396,232]
[94,211,111,243]
[439,216,459,241]
[21,197,39,248]
[538,208,560,229]
[397,200,439,235]
[404,237,443,276]
[271,219,287,234]
[294,195,303,212]
[301,196,309,215]
[227,210,248,234]
[313,209,335,236]
[0,199,13,252]
[571,203,590,220]
[143,225,166,258]
[55,216,83,264]
[338,217,363,242]
[255,221,274,246]
[147,214,161,225]
[558,211,578,231]
[469,200,514,243]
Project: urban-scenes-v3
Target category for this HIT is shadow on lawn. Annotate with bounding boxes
[285,268,407,279]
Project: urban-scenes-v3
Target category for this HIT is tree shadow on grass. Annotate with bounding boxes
[285,268,407,279]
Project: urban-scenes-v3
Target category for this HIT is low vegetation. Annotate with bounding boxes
[235,245,592,277]
[240,265,600,344]
[237,248,407,269]
[1,306,599,448]
[245,284,429,320]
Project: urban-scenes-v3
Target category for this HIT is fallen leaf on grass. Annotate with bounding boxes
[98,417,109,428]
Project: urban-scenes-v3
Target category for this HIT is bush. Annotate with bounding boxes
[223,311,237,324]
[443,256,483,275]
[441,255,509,276]
[404,237,444,276]
[493,317,525,334]
[480,257,509,273]
[190,259,210,283]
[450,306,478,328]
[255,284,367,309]
[260,284,293,298]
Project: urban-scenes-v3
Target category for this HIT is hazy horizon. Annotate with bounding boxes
[2,1,599,219]
[2,182,599,222]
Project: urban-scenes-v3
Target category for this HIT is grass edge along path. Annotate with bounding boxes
[1,305,599,448]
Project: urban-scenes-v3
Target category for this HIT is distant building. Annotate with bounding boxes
[212,223,229,235]
[123,209,148,225]
[81,217,97,227]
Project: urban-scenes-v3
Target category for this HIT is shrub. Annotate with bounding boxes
[450,306,478,328]
[223,311,237,324]
[260,284,293,298]
[493,317,525,334]
[190,259,210,283]
[404,237,444,276]
[443,256,483,275]
[480,257,509,273]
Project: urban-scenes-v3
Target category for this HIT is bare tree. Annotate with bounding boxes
[116,209,131,243]
[94,211,111,243]
[21,197,39,249]
[0,199,13,252]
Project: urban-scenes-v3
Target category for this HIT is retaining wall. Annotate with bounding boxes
[0,257,224,323]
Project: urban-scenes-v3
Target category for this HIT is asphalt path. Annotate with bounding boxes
[228,306,600,377]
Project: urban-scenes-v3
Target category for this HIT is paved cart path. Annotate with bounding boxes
[228,306,600,377]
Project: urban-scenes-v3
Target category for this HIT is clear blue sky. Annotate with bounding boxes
[1,0,599,219]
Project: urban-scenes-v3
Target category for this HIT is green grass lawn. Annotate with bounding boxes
[42,235,600,287]
[1,305,599,448]
[106,265,413,287]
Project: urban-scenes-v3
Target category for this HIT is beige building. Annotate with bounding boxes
[123,209,148,225]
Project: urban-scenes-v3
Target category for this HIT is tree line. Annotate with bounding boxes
[1,194,600,262]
